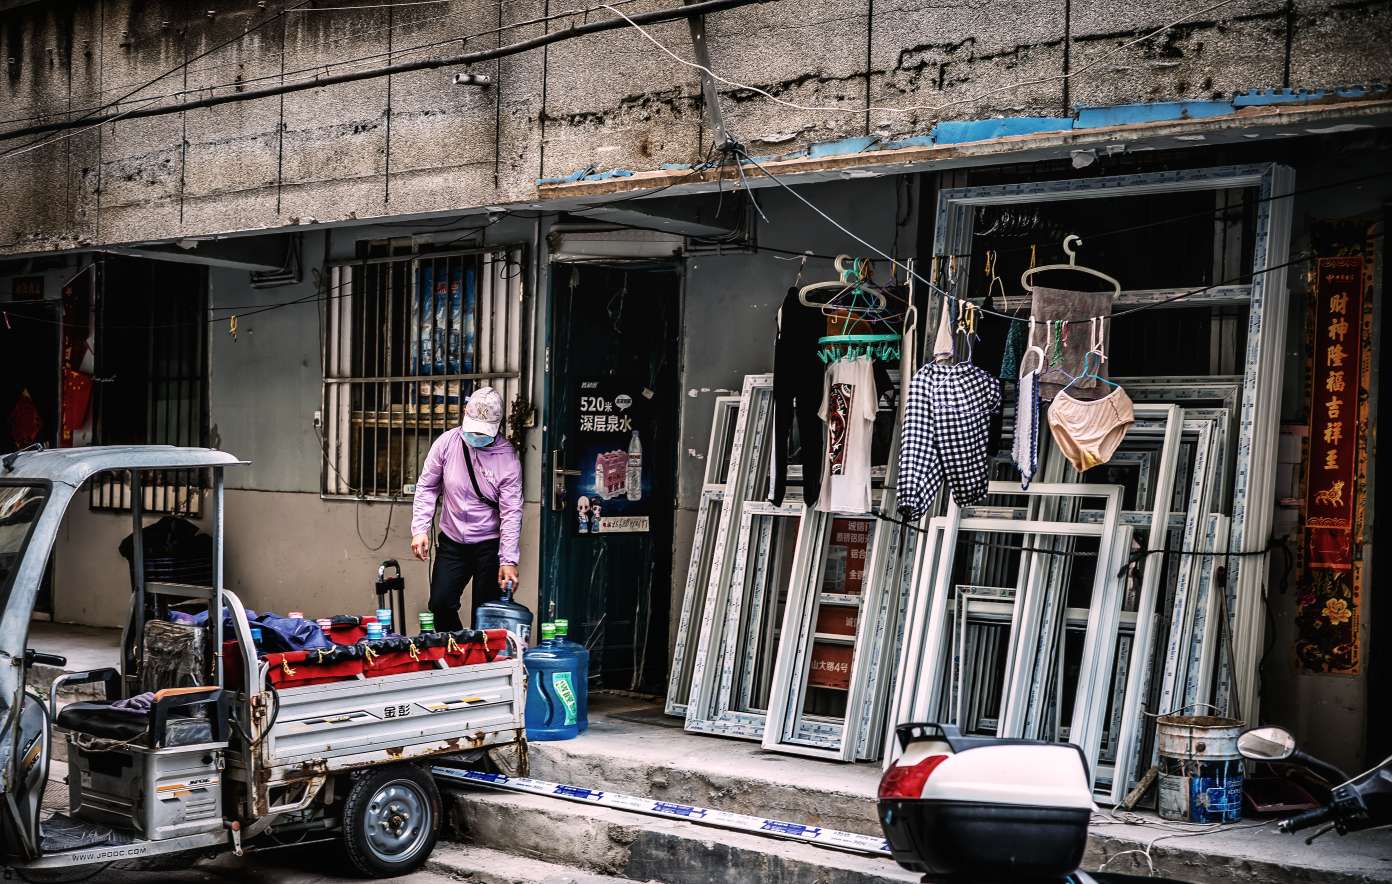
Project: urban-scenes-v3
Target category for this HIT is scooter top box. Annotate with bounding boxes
[878,723,1094,879]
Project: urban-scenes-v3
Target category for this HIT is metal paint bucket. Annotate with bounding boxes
[1155,715,1245,823]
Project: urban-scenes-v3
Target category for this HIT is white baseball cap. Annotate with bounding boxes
[461,387,505,436]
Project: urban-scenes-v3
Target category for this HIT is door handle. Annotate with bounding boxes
[551,449,581,512]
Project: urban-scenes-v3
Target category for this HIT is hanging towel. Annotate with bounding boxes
[1012,369,1041,489]
[1011,321,1048,489]
[1029,286,1113,401]
[999,317,1026,381]
[897,361,1002,517]
[932,297,955,361]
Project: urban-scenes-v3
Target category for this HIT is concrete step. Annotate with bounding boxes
[524,717,881,837]
[428,843,651,884]
[445,789,917,884]
[1088,815,1392,884]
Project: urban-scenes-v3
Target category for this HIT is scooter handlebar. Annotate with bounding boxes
[1279,804,1335,834]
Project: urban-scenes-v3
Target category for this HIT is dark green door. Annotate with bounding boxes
[542,265,680,693]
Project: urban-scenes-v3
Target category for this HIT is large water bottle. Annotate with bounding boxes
[552,618,590,733]
[524,623,580,741]
[474,582,534,647]
[626,431,642,502]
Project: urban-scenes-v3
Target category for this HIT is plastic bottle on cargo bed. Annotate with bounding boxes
[524,623,580,741]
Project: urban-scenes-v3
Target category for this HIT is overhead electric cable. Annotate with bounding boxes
[0,0,317,160]
[0,0,772,145]
[0,0,654,129]
[732,146,1380,325]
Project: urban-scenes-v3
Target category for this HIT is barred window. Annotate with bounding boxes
[88,258,210,515]
[323,246,527,500]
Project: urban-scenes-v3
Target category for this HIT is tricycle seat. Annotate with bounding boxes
[59,684,231,841]
[57,700,213,749]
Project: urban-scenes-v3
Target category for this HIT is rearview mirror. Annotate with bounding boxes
[1237,726,1296,761]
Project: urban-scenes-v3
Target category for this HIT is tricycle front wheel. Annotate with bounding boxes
[341,764,442,877]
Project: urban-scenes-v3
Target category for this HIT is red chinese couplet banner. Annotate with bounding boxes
[1297,256,1365,673]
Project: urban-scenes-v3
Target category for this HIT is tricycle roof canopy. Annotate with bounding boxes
[1,446,244,485]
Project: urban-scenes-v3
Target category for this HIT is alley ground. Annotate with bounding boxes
[74,845,450,883]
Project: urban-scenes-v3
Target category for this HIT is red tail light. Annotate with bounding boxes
[878,753,949,799]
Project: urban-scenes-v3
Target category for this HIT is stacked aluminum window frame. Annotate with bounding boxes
[884,482,1136,786]
[683,375,781,736]
[930,163,1293,734]
[665,395,742,717]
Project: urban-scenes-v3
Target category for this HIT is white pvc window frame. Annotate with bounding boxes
[932,163,1294,725]
[885,481,1128,784]
[665,394,743,717]
[683,375,778,734]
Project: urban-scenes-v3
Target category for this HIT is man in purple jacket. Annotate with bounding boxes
[411,387,523,632]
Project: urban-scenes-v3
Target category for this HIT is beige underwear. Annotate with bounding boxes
[1047,386,1135,472]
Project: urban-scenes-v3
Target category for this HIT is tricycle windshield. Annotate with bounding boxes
[0,485,48,602]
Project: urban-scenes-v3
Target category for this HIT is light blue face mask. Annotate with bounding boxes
[463,431,494,449]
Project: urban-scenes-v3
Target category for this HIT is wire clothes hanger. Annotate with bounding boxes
[1020,234,1121,298]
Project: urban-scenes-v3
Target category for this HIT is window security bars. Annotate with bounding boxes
[89,264,210,516]
[323,248,525,500]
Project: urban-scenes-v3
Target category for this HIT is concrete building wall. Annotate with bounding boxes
[2,0,1390,253]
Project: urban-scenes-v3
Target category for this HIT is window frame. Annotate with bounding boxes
[321,244,528,501]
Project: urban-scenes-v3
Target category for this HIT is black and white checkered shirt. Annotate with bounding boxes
[897,361,1002,517]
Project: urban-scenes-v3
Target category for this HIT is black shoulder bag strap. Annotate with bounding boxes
[460,434,500,511]
[456,437,501,512]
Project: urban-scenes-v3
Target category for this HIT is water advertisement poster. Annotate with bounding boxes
[572,379,652,534]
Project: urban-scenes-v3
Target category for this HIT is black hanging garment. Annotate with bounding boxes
[770,287,826,506]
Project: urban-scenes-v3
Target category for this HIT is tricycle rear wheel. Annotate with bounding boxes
[341,764,441,877]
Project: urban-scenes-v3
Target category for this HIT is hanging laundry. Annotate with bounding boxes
[999,316,1026,381]
[897,362,1002,517]
[1029,287,1113,401]
[932,297,955,362]
[817,356,878,514]
[1047,386,1136,472]
[1011,319,1048,489]
[770,287,827,507]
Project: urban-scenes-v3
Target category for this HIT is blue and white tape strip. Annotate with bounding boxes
[431,766,892,857]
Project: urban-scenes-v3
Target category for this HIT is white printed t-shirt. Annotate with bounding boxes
[817,356,876,514]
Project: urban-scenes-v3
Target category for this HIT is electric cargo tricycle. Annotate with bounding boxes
[0,446,525,877]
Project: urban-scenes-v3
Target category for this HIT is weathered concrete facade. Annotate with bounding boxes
[2,0,1391,252]
[2,0,1390,780]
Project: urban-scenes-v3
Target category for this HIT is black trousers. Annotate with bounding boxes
[429,534,503,632]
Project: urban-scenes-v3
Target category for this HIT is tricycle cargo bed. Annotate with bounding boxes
[255,655,524,780]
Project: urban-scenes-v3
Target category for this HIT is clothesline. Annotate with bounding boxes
[736,146,1387,326]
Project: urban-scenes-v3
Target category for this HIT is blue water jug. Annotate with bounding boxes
[524,623,580,741]
[551,618,589,733]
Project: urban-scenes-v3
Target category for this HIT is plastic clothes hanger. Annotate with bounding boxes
[1019,234,1121,297]
[799,255,889,310]
[1020,316,1048,376]
[1056,317,1120,396]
